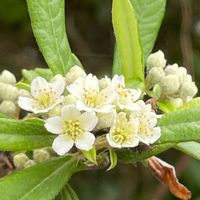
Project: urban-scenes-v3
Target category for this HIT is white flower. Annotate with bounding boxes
[106,112,139,148]
[130,100,161,145]
[65,65,86,85]
[111,75,141,110]
[67,74,115,113]
[45,105,98,155]
[18,75,65,114]
[147,50,166,71]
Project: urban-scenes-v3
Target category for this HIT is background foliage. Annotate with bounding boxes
[0,0,200,199]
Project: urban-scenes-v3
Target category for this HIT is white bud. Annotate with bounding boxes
[176,67,187,85]
[179,80,198,98]
[147,50,166,71]
[65,65,86,84]
[0,100,17,117]
[63,94,77,105]
[94,111,116,131]
[0,83,19,101]
[146,67,165,88]
[99,76,111,89]
[24,159,36,168]
[164,64,179,75]
[48,104,62,117]
[33,149,50,163]
[159,75,180,95]
[0,70,16,85]
[169,98,183,108]
[13,153,29,169]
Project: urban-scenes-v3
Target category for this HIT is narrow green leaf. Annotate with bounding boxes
[112,44,121,75]
[107,148,117,171]
[130,0,166,61]
[0,156,78,200]
[81,147,97,164]
[175,142,200,160]
[112,0,144,89]
[157,101,175,113]
[16,81,31,91]
[0,118,54,151]
[34,68,54,81]
[27,0,74,75]
[61,184,79,200]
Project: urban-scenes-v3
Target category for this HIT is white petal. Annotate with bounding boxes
[67,84,84,99]
[45,117,62,134]
[18,96,37,112]
[106,134,122,148]
[52,135,74,155]
[79,112,98,131]
[96,87,116,106]
[94,105,115,113]
[31,77,49,98]
[84,74,99,91]
[75,132,95,151]
[76,100,95,112]
[51,75,65,96]
[112,75,125,87]
[148,127,161,144]
[123,137,139,148]
[61,105,81,121]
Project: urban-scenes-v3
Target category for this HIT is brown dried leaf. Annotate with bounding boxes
[148,156,191,200]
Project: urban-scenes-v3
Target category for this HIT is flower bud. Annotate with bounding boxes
[24,159,36,168]
[159,75,180,95]
[0,83,19,101]
[63,94,77,105]
[13,153,29,169]
[99,76,111,89]
[94,111,116,131]
[176,67,187,85]
[147,50,166,71]
[146,67,165,88]
[0,70,16,85]
[33,149,50,163]
[65,65,86,84]
[48,104,62,117]
[0,100,17,117]
[169,98,183,108]
[179,79,198,98]
[164,64,179,75]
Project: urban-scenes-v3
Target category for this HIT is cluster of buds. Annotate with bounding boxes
[13,148,51,169]
[0,70,29,118]
[146,51,198,107]
[18,66,161,156]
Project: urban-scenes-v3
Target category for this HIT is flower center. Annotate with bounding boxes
[63,120,83,140]
[37,92,55,109]
[84,89,98,107]
[112,127,131,145]
[139,123,149,136]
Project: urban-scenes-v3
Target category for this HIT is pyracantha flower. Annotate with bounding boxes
[45,105,98,155]
[131,100,161,145]
[18,75,65,114]
[67,74,115,113]
[111,75,141,110]
[106,112,139,148]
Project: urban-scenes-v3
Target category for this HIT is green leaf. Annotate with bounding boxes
[158,106,200,144]
[0,118,55,151]
[16,81,31,91]
[157,101,175,113]
[117,143,175,163]
[130,0,166,61]
[81,147,97,164]
[112,0,144,89]
[178,97,200,111]
[26,0,75,75]
[175,142,200,160]
[0,155,78,200]
[107,148,117,171]
[61,184,79,200]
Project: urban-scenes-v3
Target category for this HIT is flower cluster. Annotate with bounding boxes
[18,66,161,156]
[0,70,28,118]
[146,50,198,108]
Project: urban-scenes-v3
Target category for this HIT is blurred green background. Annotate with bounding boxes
[0,0,200,199]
